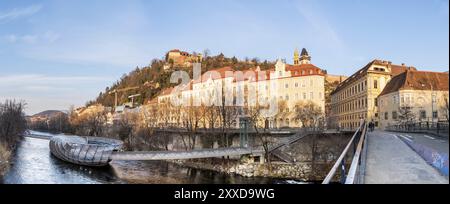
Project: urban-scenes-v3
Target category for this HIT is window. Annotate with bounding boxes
[433,111,438,119]
[285,95,289,100]
[296,93,299,99]
[303,93,307,99]
[285,83,289,89]
[309,70,313,74]
[392,111,398,120]
[420,110,427,119]
[295,82,298,87]
[374,80,378,89]
[384,112,388,120]
[375,113,379,118]
[279,71,282,76]
[375,98,378,107]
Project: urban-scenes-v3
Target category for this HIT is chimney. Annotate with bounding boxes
[401,63,406,66]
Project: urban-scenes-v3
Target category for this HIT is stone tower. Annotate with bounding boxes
[300,48,311,65]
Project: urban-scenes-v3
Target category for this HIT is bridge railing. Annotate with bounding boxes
[386,121,449,138]
[322,121,368,184]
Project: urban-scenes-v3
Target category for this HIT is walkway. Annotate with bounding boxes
[111,147,263,161]
[364,131,448,184]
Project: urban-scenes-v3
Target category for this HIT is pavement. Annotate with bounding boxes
[364,130,449,184]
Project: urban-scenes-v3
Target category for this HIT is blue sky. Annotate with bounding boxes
[0,0,448,115]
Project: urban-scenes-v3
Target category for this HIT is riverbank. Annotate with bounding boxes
[0,144,12,176]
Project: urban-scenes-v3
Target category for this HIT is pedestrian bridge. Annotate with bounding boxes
[40,130,316,167]
[110,147,264,161]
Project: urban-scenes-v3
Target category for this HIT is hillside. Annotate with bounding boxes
[32,110,66,118]
[89,52,275,107]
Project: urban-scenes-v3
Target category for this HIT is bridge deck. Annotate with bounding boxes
[364,131,448,184]
[111,147,264,161]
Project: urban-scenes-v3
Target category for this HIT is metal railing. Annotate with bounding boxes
[322,121,368,184]
[386,121,449,138]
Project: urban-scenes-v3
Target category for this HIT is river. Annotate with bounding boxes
[1,131,298,184]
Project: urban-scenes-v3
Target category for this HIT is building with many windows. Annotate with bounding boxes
[329,60,416,130]
[378,70,449,129]
[150,49,326,128]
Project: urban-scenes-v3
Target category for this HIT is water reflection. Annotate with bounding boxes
[2,137,122,184]
[1,131,298,184]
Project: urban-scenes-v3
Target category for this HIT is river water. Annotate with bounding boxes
[1,131,296,184]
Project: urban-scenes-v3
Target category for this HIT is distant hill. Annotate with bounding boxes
[32,110,66,118]
[88,51,275,107]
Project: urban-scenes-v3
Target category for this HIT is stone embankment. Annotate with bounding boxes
[173,158,317,180]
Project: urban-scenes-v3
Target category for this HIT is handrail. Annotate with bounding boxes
[345,123,367,184]
[386,121,449,138]
[322,121,367,184]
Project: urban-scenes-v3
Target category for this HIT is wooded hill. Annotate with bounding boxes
[88,52,275,107]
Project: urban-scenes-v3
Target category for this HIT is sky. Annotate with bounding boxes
[0,0,448,115]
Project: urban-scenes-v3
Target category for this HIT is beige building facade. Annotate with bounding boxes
[378,70,449,129]
[330,60,416,130]
[153,49,326,129]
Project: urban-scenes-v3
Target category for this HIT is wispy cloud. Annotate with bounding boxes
[294,0,346,52]
[2,31,60,44]
[0,74,110,86]
[0,4,42,23]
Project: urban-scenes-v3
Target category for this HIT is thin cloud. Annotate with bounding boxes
[294,0,346,52]
[0,74,110,85]
[2,31,60,44]
[0,4,43,23]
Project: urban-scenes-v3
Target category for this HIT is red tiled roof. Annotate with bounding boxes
[159,87,174,96]
[192,66,234,83]
[286,64,325,77]
[331,59,414,95]
[147,98,158,104]
[379,70,449,96]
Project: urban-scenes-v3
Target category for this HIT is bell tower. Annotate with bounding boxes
[294,48,300,65]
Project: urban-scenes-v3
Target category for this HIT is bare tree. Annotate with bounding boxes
[180,106,202,150]
[397,105,416,124]
[294,101,324,129]
[440,93,449,123]
[247,103,272,167]
[0,100,27,148]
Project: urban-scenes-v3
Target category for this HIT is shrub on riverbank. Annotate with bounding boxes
[0,144,12,176]
[0,100,27,148]
[0,100,27,176]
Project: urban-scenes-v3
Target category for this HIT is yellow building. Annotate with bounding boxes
[378,70,449,129]
[330,60,415,130]
[165,49,203,68]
